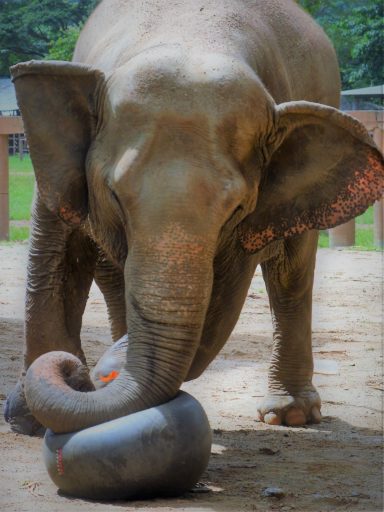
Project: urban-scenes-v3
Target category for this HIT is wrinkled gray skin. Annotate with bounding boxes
[5,0,383,435]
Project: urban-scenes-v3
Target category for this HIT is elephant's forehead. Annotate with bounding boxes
[106,47,268,117]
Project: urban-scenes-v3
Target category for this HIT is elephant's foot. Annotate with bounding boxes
[257,387,321,427]
[4,379,45,436]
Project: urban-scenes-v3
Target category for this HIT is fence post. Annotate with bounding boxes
[0,134,9,240]
[374,198,384,248]
[372,114,383,248]
[328,219,355,248]
[0,117,24,241]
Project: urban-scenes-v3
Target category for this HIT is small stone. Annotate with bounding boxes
[259,447,280,455]
[262,487,285,499]
[350,491,370,499]
[189,482,211,494]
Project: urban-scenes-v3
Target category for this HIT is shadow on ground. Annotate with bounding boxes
[53,418,382,512]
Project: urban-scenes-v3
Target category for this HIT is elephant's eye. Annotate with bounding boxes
[110,189,119,203]
[109,188,126,221]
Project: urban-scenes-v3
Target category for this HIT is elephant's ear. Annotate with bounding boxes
[238,101,384,253]
[11,60,105,225]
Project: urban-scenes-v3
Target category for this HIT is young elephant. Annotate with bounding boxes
[5,0,383,437]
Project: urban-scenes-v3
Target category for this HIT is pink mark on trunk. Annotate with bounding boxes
[56,448,65,476]
[59,204,82,225]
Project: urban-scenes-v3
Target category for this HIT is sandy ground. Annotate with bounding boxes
[0,243,382,512]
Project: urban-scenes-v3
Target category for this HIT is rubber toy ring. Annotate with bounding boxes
[42,391,212,500]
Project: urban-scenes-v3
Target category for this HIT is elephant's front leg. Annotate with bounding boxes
[258,232,322,427]
[4,195,98,435]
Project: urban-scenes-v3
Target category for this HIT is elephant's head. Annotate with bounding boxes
[11,53,383,434]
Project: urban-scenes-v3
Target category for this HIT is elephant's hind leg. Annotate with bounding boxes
[258,231,322,427]
[5,194,98,435]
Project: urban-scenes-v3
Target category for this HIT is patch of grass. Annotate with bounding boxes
[356,206,374,225]
[318,231,329,248]
[10,226,30,241]
[9,155,33,173]
[9,173,35,220]
[5,227,381,247]
[318,227,379,251]
[353,228,376,250]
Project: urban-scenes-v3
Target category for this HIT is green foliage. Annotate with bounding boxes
[1,0,382,90]
[47,25,82,61]
[298,0,384,89]
[335,3,384,89]
[0,0,99,75]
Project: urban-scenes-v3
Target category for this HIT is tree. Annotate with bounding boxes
[0,0,98,75]
[298,0,383,89]
[334,3,384,89]
[47,25,82,61]
[2,0,382,89]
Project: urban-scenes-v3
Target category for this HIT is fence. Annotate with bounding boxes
[0,116,24,240]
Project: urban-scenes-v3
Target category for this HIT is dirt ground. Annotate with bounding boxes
[0,243,382,512]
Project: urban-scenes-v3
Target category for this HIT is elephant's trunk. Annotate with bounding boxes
[24,224,215,433]
[124,227,215,392]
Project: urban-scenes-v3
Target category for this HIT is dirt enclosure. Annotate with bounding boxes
[0,243,382,512]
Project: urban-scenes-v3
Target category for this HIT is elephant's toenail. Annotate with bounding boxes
[264,412,281,425]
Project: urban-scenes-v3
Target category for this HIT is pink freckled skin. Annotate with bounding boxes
[59,206,82,225]
[240,147,383,254]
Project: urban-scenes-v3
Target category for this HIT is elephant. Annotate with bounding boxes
[5,0,384,439]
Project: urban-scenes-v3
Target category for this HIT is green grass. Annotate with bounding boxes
[9,155,33,173]
[10,226,30,241]
[318,231,329,248]
[9,173,35,220]
[9,154,35,222]
[356,206,374,225]
[354,229,375,250]
[318,228,378,251]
